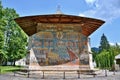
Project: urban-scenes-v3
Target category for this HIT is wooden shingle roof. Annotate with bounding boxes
[14,14,105,36]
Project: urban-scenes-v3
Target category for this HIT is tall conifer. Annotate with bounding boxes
[99,34,110,51]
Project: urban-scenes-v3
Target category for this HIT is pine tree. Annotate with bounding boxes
[99,34,110,51]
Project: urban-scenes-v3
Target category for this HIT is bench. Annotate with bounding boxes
[41,69,80,79]
[14,69,97,79]
[82,70,97,77]
[14,69,30,77]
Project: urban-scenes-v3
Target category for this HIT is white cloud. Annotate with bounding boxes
[79,13,85,17]
[109,42,120,46]
[85,0,96,5]
[80,0,120,21]
[109,42,115,46]
[117,43,120,45]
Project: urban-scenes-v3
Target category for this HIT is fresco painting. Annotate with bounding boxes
[28,31,89,66]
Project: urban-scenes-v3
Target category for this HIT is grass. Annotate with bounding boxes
[0,66,22,74]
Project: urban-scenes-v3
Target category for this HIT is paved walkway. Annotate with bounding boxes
[0,71,120,80]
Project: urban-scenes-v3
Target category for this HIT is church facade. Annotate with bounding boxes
[15,13,105,70]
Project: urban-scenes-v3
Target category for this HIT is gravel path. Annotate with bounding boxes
[0,71,120,80]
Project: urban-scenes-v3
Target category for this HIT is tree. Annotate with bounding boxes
[0,1,28,66]
[4,8,28,66]
[99,34,110,51]
[95,43,120,76]
[95,34,116,76]
[8,29,28,66]
[95,50,114,76]
[91,47,100,61]
[113,43,120,56]
[0,1,7,65]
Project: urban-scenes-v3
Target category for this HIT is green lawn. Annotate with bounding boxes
[0,66,21,74]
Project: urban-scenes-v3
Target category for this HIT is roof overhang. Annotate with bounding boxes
[14,14,105,36]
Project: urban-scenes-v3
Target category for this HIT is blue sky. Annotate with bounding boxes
[2,0,120,47]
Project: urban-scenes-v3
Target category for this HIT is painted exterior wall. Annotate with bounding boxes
[26,31,93,70]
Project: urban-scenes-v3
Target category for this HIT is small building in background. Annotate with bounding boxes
[15,57,26,66]
[115,54,120,71]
